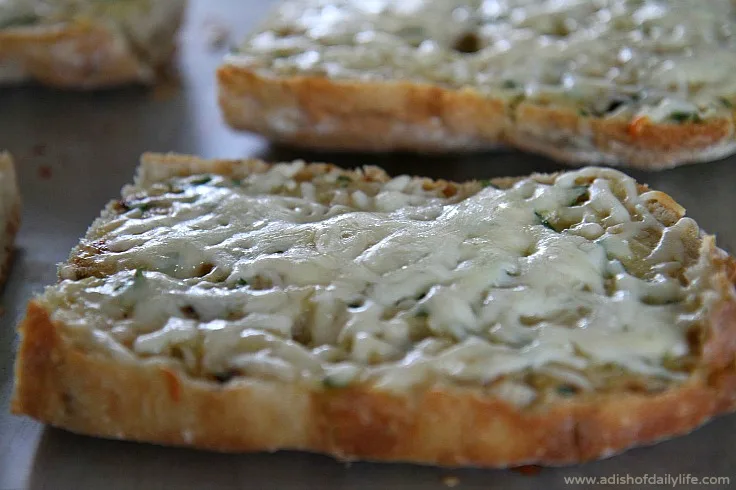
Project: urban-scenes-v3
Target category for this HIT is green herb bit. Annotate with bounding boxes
[550,17,572,37]
[336,175,352,187]
[398,26,425,46]
[568,186,589,206]
[231,177,242,186]
[479,179,498,189]
[719,97,733,109]
[118,269,145,294]
[668,111,703,124]
[190,175,212,185]
[214,370,237,384]
[534,211,557,231]
[509,94,527,107]
[556,385,577,397]
[0,14,39,29]
[641,295,681,306]
[502,80,518,89]
[122,198,154,212]
[235,278,249,287]
[578,108,590,117]
[322,375,350,389]
[117,270,146,309]
[604,99,626,114]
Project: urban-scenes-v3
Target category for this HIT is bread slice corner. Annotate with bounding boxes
[0,152,20,287]
[0,0,187,88]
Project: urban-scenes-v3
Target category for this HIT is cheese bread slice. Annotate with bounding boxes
[11,152,736,467]
[0,0,186,88]
[218,0,736,169]
[0,153,20,287]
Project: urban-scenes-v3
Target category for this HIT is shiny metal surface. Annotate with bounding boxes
[1,2,734,489]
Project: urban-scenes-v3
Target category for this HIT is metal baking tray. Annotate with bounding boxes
[1,2,734,489]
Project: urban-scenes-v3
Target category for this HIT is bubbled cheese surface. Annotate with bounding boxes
[46,162,717,396]
[228,0,736,122]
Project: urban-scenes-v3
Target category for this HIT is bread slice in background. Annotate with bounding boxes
[218,0,736,169]
[0,153,21,287]
[11,152,736,467]
[0,0,187,89]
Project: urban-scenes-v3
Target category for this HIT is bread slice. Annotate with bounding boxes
[0,153,21,287]
[218,0,736,169]
[0,0,186,88]
[11,152,736,467]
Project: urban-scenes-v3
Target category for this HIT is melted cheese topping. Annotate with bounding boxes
[46,163,718,400]
[228,0,736,121]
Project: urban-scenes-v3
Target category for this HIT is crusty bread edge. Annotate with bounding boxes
[0,153,21,288]
[0,6,185,89]
[0,24,150,87]
[11,153,736,467]
[217,65,736,170]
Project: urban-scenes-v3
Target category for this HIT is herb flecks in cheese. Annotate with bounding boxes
[228,0,736,123]
[47,163,717,400]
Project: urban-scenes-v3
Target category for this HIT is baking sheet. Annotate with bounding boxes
[1,2,735,489]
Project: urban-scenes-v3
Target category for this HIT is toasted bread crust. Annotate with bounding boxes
[11,153,736,467]
[0,154,21,288]
[0,9,184,88]
[0,201,21,288]
[0,24,149,88]
[217,66,736,169]
[11,294,736,467]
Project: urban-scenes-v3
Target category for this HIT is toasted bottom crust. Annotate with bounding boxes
[0,18,182,89]
[10,281,736,467]
[217,66,736,170]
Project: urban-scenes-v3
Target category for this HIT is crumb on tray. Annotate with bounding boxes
[37,165,52,180]
[442,475,460,487]
[511,465,542,476]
